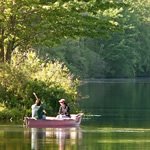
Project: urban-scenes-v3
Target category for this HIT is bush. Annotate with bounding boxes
[0,50,80,117]
[0,109,23,121]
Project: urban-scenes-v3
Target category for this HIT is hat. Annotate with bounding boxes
[59,99,65,103]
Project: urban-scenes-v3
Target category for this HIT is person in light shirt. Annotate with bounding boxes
[31,98,46,119]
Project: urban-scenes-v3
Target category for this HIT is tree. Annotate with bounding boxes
[80,0,150,78]
[0,0,127,62]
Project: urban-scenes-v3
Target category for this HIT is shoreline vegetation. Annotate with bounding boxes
[82,78,150,83]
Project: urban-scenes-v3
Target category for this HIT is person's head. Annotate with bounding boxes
[35,99,41,106]
[59,99,67,106]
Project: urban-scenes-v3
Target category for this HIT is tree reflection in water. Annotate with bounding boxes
[29,127,82,150]
[31,128,46,150]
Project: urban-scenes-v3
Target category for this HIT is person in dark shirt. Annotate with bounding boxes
[57,99,70,118]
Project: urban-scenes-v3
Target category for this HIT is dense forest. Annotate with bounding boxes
[40,0,150,78]
[0,0,149,119]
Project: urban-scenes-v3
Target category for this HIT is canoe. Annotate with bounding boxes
[24,113,83,128]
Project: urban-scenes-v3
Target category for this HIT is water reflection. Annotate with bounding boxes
[31,128,46,150]
[29,127,82,150]
[81,127,150,150]
[79,79,150,128]
[1,125,150,150]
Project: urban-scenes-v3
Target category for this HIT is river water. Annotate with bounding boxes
[80,78,150,128]
[1,79,150,150]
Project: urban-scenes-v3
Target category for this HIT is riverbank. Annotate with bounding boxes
[82,77,150,83]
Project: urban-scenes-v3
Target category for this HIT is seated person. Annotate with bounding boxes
[31,98,46,119]
[57,99,70,118]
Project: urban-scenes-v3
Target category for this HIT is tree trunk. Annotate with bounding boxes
[5,14,16,63]
[6,39,15,63]
[0,29,5,62]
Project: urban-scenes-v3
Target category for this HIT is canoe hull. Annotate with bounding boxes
[24,114,83,128]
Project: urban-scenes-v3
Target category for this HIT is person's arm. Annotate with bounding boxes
[33,92,38,100]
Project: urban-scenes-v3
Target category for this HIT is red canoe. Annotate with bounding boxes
[24,113,83,128]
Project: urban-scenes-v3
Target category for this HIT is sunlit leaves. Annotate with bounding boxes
[0,50,79,111]
[0,0,127,62]
[11,50,79,96]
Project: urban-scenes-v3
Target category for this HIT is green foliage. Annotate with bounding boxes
[0,0,127,62]
[42,39,105,78]
[103,0,150,77]
[0,50,79,116]
[0,108,25,121]
[40,0,150,78]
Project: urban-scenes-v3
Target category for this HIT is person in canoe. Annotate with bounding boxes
[31,93,46,119]
[57,99,70,118]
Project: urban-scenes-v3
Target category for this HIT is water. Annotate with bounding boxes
[1,79,150,150]
[0,125,82,150]
[1,125,150,150]
[79,78,150,128]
